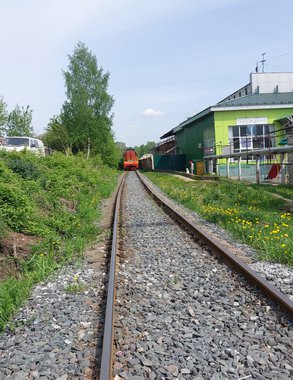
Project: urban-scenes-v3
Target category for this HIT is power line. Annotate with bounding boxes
[266,51,293,61]
[255,51,293,72]
[266,63,293,72]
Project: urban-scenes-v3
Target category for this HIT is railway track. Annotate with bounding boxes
[0,171,291,379]
[100,171,293,380]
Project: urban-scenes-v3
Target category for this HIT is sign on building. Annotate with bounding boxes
[237,117,268,125]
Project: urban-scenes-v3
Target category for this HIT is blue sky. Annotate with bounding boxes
[1,0,293,147]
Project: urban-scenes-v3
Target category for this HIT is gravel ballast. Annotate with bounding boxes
[114,172,293,380]
[0,262,106,379]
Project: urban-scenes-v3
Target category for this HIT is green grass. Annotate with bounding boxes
[144,172,293,266]
[251,183,293,200]
[0,151,118,331]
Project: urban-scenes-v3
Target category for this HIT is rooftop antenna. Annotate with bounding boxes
[255,61,259,72]
[260,53,266,73]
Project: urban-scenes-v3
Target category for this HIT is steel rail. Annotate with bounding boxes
[136,170,293,318]
[99,172,126,380]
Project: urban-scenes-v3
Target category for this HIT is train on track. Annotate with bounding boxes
[123,148,139,170]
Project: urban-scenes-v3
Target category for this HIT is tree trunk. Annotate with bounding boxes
[87,138,91,160]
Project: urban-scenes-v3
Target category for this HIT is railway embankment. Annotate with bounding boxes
[0,151,118,333]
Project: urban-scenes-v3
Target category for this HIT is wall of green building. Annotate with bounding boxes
[214,108,293,152]
[176,113,214,164]
[173,107,293,171]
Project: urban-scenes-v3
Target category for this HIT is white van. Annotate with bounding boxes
[0,136,45,156]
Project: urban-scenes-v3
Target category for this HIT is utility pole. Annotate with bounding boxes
[260,53,266,73]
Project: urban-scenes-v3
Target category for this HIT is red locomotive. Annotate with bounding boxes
[123,149,139,170]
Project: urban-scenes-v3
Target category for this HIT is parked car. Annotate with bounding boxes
[0,136,45,156]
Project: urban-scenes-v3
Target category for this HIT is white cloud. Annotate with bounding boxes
[142,108,165,118]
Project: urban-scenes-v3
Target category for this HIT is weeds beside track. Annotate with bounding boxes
[143,172,293,265]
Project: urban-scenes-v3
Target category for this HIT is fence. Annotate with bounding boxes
[216,162,292,184]
[154,154,186,171]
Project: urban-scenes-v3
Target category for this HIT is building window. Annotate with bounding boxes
[229,124,275,155]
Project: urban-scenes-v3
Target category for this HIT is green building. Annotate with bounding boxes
[160,72,293,172]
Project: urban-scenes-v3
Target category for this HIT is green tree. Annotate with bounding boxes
[0,96,8,135]
[43,115,71,154]
[60,41,115,163]
[134,141,156,157]
[5,105,34,137]
[116,141,126,154]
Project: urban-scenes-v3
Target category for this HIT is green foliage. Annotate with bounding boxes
[145,173,293,265]
[5,105,34,137]
[251,183,293,200]
[0,277,34,331]
[116,141,126,154]
[43,115,70,154]
[6,157,40,180]
[65,282,87,293]
[133,141,156,158]
[44,41,118,166]
[0,151,118,331]
[0,156,15,181]
[0,183,34,231]
[0,96,8,134]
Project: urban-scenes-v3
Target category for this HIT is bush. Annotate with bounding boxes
[6,157,40,180]
[0,183,34,231]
